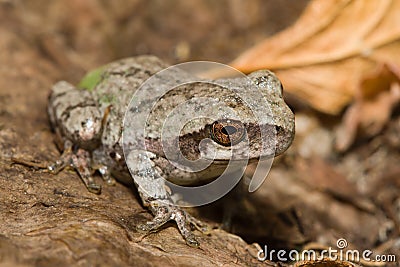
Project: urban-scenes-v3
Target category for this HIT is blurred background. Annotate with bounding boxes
[0,0,307,78]
[1,0,399,266]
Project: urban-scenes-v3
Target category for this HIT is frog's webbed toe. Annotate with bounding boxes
[137,200,200,247]
[185,212,211,234]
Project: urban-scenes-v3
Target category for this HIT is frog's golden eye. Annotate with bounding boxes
[210,119,245,146]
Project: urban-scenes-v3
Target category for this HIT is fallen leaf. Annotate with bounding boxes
[335,63,400,151]
[230,0,400,115]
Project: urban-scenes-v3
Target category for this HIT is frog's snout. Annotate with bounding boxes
[79,118,101,141]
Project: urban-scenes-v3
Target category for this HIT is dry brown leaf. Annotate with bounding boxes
[230,0,400,115]
[335,63,400,151]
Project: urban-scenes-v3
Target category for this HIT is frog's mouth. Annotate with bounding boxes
[210,157,260,164]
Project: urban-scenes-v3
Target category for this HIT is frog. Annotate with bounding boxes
[45,55,295,247]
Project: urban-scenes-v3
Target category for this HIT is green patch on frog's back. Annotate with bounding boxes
[78,66,106,91]
[99,93,117,105]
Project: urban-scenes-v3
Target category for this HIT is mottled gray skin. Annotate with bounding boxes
[47,55,295,247]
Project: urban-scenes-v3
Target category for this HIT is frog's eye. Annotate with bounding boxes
[210,119,245,147]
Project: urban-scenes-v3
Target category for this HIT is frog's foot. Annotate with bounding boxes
[11,142,73,172]
[47,144,73,174]
[71,148,101,194]
[13,141,103,194]
[137,200,201,247]
[185,212,211,234]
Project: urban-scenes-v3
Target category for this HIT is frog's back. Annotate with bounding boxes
[92,55,167,112]
[91,56,167,149]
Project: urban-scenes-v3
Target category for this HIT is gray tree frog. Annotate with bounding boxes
[45,55,295,247]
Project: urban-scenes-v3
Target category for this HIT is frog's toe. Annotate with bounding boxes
[172,208,200,247]
[184,234,199,248]
[105,178,116,186]
[78,173,102,194]
[48,162,66,174]
[98,166,116,186]
[136,223,151,233]
[186,213,211,234]
[136,206,170,233]
[77,171,103,194]
[138,204,200,247]
[87,183,102,194]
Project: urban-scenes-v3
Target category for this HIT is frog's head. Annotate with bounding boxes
[174,70,294,164]
[142,69,294,177]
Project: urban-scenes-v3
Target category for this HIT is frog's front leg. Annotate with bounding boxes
[47,140,101,194]
[47,140,74,174]
[70,148,102,194]
[127,150,202,247]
